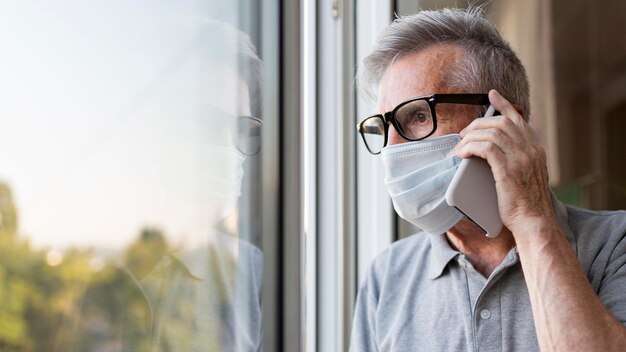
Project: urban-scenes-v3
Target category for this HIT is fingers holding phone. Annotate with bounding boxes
[453,89,554,235]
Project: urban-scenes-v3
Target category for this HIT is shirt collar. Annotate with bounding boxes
[428,233,461,280]
[427,191,575,280]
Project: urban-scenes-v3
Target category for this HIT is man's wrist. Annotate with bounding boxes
[508,215,562,243]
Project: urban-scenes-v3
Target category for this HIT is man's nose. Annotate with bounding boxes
[388,124,410,146]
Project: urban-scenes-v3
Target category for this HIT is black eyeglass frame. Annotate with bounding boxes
[357,93,490,154]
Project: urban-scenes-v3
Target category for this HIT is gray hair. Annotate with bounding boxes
[201,21,263,118]
[357,7,530,118]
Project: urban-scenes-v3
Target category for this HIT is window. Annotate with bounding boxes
[0,1,285,350]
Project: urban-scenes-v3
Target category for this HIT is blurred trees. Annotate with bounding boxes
[72,227,172,351]
[0,181,173,351]
[124,227,169,279]
[0,182,18,241]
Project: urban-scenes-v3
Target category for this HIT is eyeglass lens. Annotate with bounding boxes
[202,113,262,155]
[394,99,434,140]
[360,99,435,154]
[237,116,262,155]
[360,116,386,154]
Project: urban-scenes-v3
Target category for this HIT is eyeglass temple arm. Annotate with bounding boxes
[434,94,490,105]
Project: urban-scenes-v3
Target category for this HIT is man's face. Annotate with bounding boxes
[377,44,477,146]
[208,65,252,117]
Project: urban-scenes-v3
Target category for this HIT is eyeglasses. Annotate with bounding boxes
[234,115,263,155]
[356,94,489,154]
[203,106,263,156]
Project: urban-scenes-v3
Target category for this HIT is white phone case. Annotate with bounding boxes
[445,157,503,237]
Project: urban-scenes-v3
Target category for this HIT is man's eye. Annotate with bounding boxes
[406,111,429,124]
[413,112,428,123]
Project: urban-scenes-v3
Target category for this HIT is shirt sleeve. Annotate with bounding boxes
[597,231,626,326]
[350,248,393,352]
[349,278,379,352]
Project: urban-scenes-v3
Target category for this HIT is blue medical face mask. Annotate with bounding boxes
[153,143,245,225]
[380,134,463,235]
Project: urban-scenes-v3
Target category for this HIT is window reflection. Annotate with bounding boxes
[0,2,267,351]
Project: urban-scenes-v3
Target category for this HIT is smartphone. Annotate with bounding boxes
[445,105,503,237]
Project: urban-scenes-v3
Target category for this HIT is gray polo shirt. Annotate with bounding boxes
[350,198,626,351]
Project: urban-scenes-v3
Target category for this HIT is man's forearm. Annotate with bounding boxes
[514,218,626,351]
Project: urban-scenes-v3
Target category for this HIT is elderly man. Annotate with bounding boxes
[351,8,626,351]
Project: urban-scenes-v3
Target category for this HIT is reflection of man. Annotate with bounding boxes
[351,8,626,351]
[74,21,263,351]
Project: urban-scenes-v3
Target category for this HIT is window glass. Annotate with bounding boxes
[0,1,275,350]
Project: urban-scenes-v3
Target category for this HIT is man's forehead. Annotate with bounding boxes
[376,44,464,112]
[207,65,251,117]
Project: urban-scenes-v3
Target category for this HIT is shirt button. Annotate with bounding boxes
[480,309,491,320]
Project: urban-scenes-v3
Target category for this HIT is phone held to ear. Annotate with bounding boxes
[445,105,503,237]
